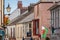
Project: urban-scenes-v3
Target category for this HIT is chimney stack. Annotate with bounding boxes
[18,1,22,9]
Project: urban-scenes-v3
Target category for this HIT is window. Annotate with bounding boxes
[51,8,59,28]
[18,27,19,38]
[29,23,32,32]
[59,9,60,27]
[53,10,55,27]
[51,10,54,26]
[10,27,15,38]
[24,23,29,37]
[33,19,39,36]
[5,28,8,37]
[11,28,12,37]
[29,23,31,28]
[25,23,28,34]
[13,28,15,38]
[36,21,39,34]
[55,9,59,28]
[27,23,32,37]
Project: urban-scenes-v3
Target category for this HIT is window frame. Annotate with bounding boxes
[33,19,39,36]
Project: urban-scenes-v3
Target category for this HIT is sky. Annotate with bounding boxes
[5,0,39,14]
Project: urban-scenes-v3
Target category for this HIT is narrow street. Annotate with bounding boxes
[0,0,60,40]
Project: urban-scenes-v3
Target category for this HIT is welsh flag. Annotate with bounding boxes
[41,26,48,38]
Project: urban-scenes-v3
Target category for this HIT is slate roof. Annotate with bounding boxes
[49,1,60,10]
[20,7,28,14]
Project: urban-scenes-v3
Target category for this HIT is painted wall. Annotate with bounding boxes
[0,0,4,27]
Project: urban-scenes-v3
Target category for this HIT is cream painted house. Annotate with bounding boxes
[16,12,34,40]
[7,3,34,40]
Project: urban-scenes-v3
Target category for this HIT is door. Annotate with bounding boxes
[0,36,2,40]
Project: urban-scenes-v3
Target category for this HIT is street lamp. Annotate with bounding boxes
[6,3,11,25]
[4,3,11,40]
[6,4,11,12]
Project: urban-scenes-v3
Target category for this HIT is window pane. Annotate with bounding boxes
[59,9,60,27]
[54,10,55,28]
[51,10,54,25]
[55,9,59,28]
[36,20,39,34]
[29,23,31,28]
[13,28,15,38]
[29,29,31,33]
[24,23,28,34]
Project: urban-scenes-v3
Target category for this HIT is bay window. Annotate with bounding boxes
[51,8,59,28]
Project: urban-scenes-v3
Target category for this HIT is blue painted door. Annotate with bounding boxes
[0,30,5,40]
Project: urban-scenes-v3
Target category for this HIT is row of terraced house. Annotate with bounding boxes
[4,0,60,40]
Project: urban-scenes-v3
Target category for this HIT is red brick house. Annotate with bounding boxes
[33,1,54,40]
